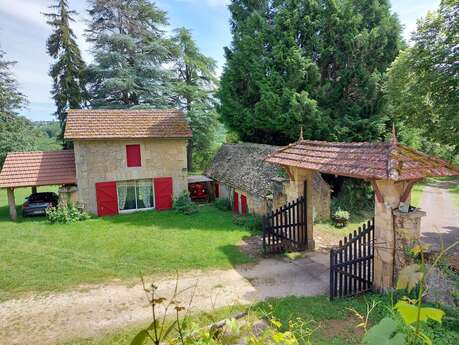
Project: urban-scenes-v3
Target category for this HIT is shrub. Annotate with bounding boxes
[174,191,199,215]
[331,179,374,214]
[332,208,350,228]
[213,198,232,211]
[233,214,263,234]
[46,203,90,224]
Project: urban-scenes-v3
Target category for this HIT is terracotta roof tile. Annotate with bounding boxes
[64,109,192,140]
[0,151,76,188]
[265,140,459,181]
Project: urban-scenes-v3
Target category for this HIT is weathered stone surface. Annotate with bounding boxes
[73,138,188,214]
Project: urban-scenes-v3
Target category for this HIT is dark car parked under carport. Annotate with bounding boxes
[22,192,59,217]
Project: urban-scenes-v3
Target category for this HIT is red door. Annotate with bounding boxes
[154,177,173,210]
[241,195,248,215]
[214,182,220,198]
[96,182,119,217]
[233,191,239,213]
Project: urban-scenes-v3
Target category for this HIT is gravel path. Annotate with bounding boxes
[420,180,459,257]
[0,252,329,345]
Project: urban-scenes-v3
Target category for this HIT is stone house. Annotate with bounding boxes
[63,109,192,215]
[205,143,331,220]
[0,109,192,219]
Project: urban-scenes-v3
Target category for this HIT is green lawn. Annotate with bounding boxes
[63,294,459,345]
[411,181,426,208]
[0,187,251,301]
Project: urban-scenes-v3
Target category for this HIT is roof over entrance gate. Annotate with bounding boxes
[265,139,459,181]
[0,151,76,188]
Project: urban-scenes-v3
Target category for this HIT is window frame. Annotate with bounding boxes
[126,144,142,167]
[116,179,155,213]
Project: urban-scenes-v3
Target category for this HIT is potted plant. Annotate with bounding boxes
[332,209,350,228]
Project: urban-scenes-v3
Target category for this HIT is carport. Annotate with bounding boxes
[0,151,76,220]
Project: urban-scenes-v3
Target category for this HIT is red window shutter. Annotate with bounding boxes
[233,191,239,213]
[96,182,119,217]
[241,195,247,215]
[154,177,173,210]
[215,182,220,198]
[126,144,141,167]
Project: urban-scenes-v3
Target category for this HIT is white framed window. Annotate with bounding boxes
[117,179,154,212]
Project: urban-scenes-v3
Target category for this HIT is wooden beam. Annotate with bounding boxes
[32,186,37,194]
[400,179,423,203]
[370,180,384,203]
[7,188,17,221]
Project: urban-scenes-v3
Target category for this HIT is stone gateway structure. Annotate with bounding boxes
[265,133,459,291]
[0,109,192,218]
[206,143,331,219]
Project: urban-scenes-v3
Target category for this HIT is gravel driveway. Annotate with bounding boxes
[0,252,329,345]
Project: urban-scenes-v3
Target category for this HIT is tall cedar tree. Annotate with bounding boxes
[172,28,219,171]
[219,0,402,145]
[0,49,27,115]
[86,0,175,108]
[386,0,458,156]
[44,0,87,140]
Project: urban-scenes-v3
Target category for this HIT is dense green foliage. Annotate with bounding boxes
[219,0,402,145]
[173,190,199,215]
[46,203,91,224]
[86,0,174,108]
[0,187,251,301]
[172,28,220,170]
[44,0,87,141]
[386,0,458,156]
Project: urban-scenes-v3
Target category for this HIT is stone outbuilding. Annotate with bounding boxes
[206,142,331,219]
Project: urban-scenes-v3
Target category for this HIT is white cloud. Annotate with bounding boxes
[0,0,48,27]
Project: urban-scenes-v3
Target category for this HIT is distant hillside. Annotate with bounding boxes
[32,121,62,151]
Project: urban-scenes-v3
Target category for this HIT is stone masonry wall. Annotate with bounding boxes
[74,138,188,214]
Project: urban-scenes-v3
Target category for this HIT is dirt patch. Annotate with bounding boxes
[317,316,364,340]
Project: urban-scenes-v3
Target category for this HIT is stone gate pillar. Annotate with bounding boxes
[373,180,426,291]
[373,180,405,291]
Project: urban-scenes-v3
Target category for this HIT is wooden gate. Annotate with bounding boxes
[262,183,308,254]
[329,218,374,299]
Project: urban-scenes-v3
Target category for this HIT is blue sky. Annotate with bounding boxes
[0,0,440,122]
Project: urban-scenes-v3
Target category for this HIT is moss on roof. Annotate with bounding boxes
[205,143,284,198]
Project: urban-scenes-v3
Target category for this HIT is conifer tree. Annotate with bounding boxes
[86,0,174,108]
[219,0,402,144]
[0,49,28,115]
[172,28,219,171]
[44,0,87,138]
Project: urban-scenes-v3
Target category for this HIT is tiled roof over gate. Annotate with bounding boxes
[265,140,459,181]
[64,109,192,140]
[0,151,76,188]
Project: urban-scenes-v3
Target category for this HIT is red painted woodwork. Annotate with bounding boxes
[154,177,173,210]
[215,182,220,198]
[233,191,239,213]
[126,144,141,167]
[96,182,119,217]
[240,194,247,215]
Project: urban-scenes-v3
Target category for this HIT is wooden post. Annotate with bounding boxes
[7,188,17,221]
[32,186,37,194]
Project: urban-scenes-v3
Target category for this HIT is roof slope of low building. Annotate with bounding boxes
[206,143,284,197]
[64,109,192,140]
[265,139,459,181]
[0,151,76,188]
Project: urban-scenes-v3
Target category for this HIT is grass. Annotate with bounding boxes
[0,187,252,301]
[411,181,426,208]
[314,211,373,243]
[61,294,459,345]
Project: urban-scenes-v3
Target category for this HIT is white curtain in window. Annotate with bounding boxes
[117,182,128,210]
[137,180,153,209]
